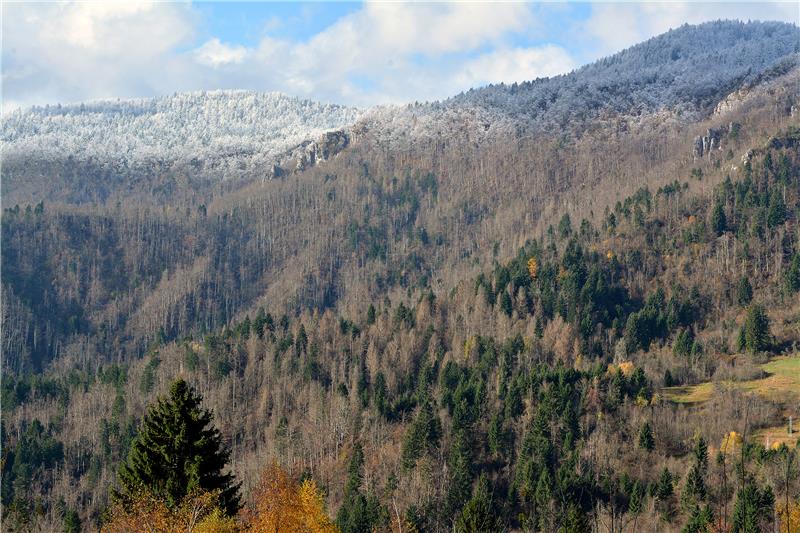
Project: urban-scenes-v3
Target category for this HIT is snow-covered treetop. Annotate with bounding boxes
[3,21,798,172]
[358,20,800,144]
[2,90,363,165]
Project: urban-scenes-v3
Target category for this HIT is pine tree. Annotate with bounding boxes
[732,484,775,533]
[673,328,694,358]
[767,189,786,228]
[500,291,513,317]
[113,379,241,516]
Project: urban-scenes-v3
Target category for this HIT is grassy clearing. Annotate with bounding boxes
[662,356,800,449]
[662,355,800,404]
[661,382,715,404]
[752,423,799,449]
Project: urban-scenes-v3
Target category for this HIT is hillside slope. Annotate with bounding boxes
[1,20,800,532]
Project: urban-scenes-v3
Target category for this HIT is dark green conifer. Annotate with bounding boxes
[638,421,655,451]
[113,379,240,516]
[736,277,753,307]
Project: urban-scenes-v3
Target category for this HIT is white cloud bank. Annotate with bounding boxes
[2,1,797,111]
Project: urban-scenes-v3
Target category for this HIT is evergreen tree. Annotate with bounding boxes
[454,474,498,533]
[401,401,441,470]
[785,253,800,294]
[736,277,753,307]
[737,304,770,353]
[767,189,786,228]
[558,213,572,239]
[559,504,591,533]
[366,304,376,325]
[638,421,655,452]
[336,443,382,533]
[655,467,673,501]
[63,508,81,533]
[373,372,389,418]
[445,430,474,523]
[732,484,774,533]
[500,291,513,317]
[673,328,694,358]
[113,379,241,516]
[711,202,727,235]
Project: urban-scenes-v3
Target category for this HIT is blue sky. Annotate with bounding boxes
[2,2,797,111]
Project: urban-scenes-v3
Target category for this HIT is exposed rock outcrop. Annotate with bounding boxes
[693,128,722,158]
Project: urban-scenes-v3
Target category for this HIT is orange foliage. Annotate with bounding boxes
[245,462,338,533]
[607,361,635,377]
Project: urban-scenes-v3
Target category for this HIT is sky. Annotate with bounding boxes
[2,1,798,112]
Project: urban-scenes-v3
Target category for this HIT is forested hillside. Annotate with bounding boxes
[1,20,799,533]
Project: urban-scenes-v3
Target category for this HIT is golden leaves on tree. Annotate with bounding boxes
[527,257,538,281]
[244,462,339,533]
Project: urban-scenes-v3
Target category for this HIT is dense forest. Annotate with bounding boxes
[1,20,799,533]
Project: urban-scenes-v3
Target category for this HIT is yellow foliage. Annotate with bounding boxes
[246,462,338,533]
[606,250,615,260]
[464,336,478,357]
[558,266,567,280]
[298,479,339,533]
[527,257,538,280]
[103,489,236,533]
[617,361,635,376]
[720,431,743,455]
[777,499,800,533]
[607,361,635,377]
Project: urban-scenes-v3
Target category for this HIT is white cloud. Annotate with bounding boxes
[582,2,799,58]
[2,1,196,108]
[194,39,247,67]
[2,1,796,111]
[457,46,577,88]
[2,1,543,109]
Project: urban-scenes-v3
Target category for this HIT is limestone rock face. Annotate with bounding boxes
[693,128,722,158]
[281,129,351,173]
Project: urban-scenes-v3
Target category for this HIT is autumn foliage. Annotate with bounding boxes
[243,463,339,533]
[105,463,338,532]
[103,489,237,533]
[527,256,538,280]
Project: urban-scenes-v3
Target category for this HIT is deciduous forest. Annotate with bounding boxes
[1,20,799,533]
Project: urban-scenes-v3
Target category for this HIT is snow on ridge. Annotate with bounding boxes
[4,21,798,172]
[356,20,800,146]
[2,91,364,165]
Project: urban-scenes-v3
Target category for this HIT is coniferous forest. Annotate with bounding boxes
[2,19,800,533]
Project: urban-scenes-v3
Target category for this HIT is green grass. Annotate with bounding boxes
[662,355,800,405]
[661,382,714,404]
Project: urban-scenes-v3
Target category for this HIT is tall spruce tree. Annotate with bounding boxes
[112,379,241,516]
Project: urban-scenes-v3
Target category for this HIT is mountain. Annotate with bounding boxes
[2,20,800,532]
[3,21,797,205]
[2,91,362,204]
[357,20,800,143]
